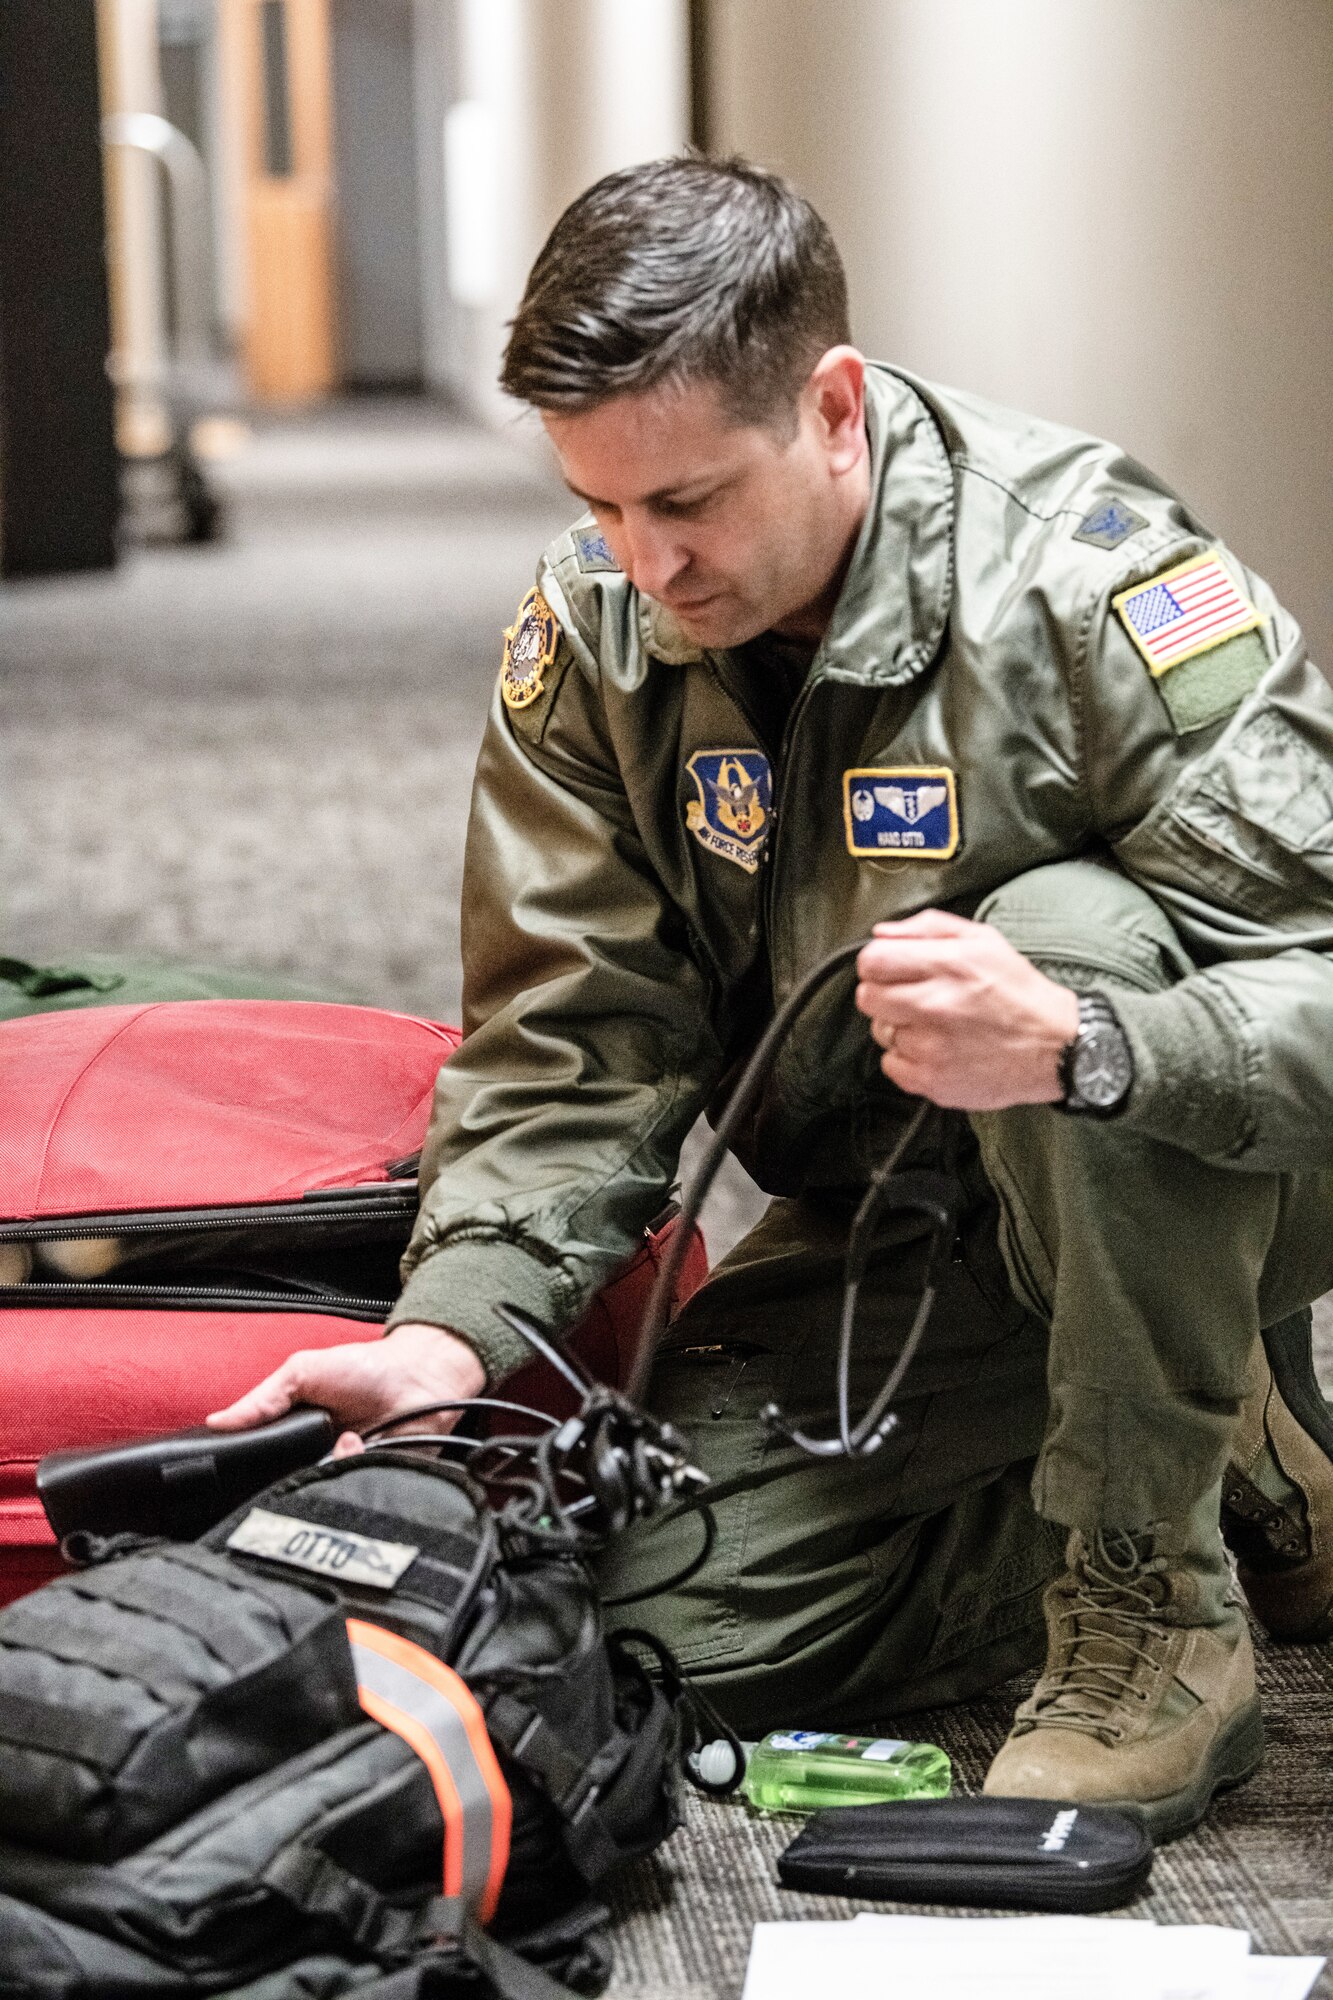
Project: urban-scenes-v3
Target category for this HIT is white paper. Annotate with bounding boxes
[854,1912,1249,1996]
[744,1916,1157,2000]
[1244,1961,1325,2000]
[742,1916,1324,2000]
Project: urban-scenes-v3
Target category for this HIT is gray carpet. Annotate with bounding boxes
[606,1642,1333,1995]
[2,400,1329,1994]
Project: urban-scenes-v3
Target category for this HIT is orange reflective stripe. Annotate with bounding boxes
[347,1617,511,1925]
[357,1682,468,1897]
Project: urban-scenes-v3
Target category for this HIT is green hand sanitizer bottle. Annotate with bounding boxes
[695,1731,951,1812]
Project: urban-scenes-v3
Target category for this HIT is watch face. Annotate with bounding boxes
[1072,1022,1133,1109]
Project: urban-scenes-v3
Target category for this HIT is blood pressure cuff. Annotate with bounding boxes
[777,1796,1153,1912]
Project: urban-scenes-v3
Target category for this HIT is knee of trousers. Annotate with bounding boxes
[974,856,1195,996]
[970,1090,1283,1340]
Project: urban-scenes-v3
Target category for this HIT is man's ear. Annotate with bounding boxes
[806,346,866,472]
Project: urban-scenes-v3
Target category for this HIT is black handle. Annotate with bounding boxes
[37,1404,336,1541]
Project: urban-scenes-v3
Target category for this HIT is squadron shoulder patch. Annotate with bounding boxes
[1072,498,1148,551]
[1113,552,1261,677]
[685,748,772,874]
[501,588,560,710]
[574,526,620,574]
[844,767,959,860]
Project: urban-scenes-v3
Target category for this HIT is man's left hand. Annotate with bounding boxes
[855,910,1080,1111]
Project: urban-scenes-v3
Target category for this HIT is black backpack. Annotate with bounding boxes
[0,1444,692,1998]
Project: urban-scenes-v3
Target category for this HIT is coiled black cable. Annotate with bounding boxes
[629,938,957,1457]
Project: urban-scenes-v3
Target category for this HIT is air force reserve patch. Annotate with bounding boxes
[685,748,772,873]
[501,587,560,709]
[844,767,959,860]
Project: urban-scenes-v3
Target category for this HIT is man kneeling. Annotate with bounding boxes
[213,156,1333,1840]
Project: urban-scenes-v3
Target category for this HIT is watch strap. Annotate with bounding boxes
[1058,992,1133,1116]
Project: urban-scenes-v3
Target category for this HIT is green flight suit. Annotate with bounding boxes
[390,365,1333,1721]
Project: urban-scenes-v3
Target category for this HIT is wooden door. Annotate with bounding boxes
[220,0,336,401]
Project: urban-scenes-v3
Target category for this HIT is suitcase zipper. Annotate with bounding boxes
[0,1190,412,1315]
[0,1279,394,1321]
[0,1186,419,1243]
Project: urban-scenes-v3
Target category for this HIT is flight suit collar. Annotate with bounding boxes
[638,363,955,688]
[816,364,954,689]
[638,595,702,665]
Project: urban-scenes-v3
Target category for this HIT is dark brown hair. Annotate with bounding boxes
[501,155,850,426]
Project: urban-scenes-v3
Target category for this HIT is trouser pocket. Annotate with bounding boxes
[595,1336,796,1666]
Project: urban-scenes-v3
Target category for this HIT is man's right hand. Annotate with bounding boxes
[205,1322,486,1458]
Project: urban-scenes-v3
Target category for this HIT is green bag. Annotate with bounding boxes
[0,954,345,1022]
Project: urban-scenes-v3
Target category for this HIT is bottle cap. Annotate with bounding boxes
[691,1738,752,1786]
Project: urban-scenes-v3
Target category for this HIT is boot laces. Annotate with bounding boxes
[1025,1528,1172,1743]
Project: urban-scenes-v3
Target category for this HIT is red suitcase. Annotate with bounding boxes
[0,1000,706,1604]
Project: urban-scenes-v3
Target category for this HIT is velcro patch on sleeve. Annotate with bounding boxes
[1113,553,1261,676]
[1147,629,1269,735]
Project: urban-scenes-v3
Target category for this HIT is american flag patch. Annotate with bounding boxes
[1113,553,1261,677]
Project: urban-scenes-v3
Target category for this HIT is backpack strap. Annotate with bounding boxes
[263,1843,434,1955]
[482,1692,624,1884]
[256,1873,580,1997]
[459,1913,583,1999]
[347,1618,512,1927]
[322,1920,578,1999]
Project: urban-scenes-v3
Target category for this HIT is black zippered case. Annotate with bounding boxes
[777,1797,1154,1912]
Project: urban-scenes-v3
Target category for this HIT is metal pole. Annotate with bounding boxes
[103,110,213,372]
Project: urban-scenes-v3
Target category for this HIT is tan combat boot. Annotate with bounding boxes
[1222,1312,1333,1642]
[983,1516,1263,1843]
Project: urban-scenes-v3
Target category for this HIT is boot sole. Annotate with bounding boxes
[1105,1697,1265,1846]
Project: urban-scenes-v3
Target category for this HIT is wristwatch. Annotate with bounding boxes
[1057,993,1134,1116]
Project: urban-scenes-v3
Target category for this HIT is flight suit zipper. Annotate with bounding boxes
[703,642,823,885]
[700,648,782,929]
[762,670,822,997]
[699,647,827,1008]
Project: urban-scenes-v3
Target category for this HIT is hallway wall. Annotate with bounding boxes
[331,0,424,385]
[710,0,1333,667]
[443,0,689,423]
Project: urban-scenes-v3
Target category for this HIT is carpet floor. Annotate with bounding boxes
[2,400,1329,1995]
[606,1637,1333,1994]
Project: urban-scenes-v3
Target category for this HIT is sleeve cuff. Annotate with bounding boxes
[386,1236,571,1383]
[1110,978,1255,1162]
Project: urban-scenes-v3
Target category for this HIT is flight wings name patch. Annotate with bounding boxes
[685,749,772,873]
[1114,553,1261,677]
[502,587,560,709]
[844,767,959,860]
